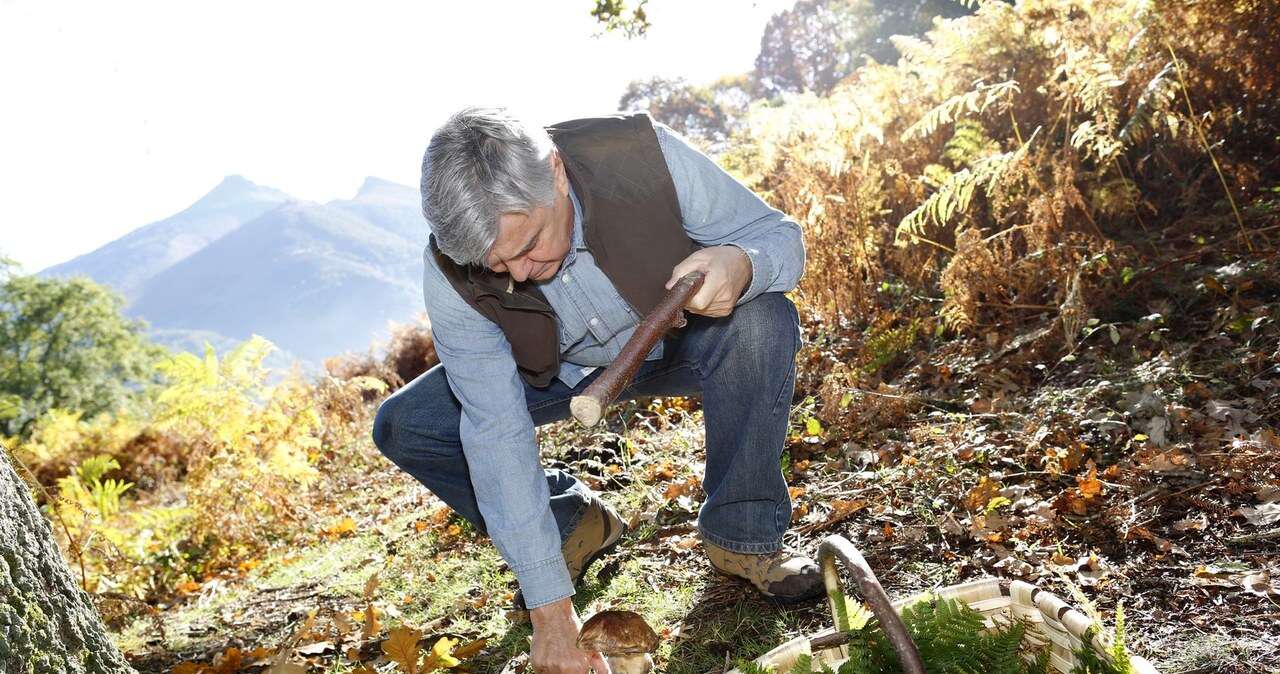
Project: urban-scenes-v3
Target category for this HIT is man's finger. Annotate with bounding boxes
[590,652,613,674]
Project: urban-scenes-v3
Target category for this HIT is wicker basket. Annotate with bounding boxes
[727,536,1159,674]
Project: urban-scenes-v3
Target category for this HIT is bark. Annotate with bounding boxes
[0,449,135,674]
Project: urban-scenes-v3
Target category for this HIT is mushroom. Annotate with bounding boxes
[576,609,660,674]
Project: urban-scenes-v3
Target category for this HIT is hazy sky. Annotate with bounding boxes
[0,0,793,272]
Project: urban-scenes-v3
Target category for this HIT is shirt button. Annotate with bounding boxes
[589,317,600,326]
[562,273,572,283]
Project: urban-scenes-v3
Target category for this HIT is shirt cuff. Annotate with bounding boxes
[723,242,773,306]
[511,554,575,609]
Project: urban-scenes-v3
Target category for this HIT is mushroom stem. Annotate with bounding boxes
[605,653,654,674]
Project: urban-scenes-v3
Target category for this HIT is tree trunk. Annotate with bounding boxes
[0,449,135,674]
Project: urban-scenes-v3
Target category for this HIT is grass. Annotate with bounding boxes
[112,267,1280,673]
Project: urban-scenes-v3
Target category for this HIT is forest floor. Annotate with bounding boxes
[114,233,1279,674]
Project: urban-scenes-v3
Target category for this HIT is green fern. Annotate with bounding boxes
[902,80,1021,141]
[943,120,1001,168]
[897,127,1038,243]
[773,592,1132,674]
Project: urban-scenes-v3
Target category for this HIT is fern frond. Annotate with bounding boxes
[789,654,814,674]
[1070,120,1123,163]
[897,127,1037,243]
[902,80,1021,141]
[943,120,1001,167]
[1118,61,1178,145]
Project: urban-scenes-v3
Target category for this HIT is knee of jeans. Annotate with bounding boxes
[728,293,800,358]
[371,395,400,457]
[372,390,463,462]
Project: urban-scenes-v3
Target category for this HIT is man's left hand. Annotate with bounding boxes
[665,245,752,318]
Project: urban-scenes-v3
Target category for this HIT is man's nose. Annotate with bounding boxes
[512,259,533,283]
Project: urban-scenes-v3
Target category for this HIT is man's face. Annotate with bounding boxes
[484,152,573,283]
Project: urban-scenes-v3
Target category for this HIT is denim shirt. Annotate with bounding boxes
[420,122,805,608]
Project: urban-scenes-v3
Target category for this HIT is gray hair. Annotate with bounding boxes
[421,106,558,267]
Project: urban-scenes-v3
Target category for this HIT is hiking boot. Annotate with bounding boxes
[512,495,627,611]
[704,539,823,603]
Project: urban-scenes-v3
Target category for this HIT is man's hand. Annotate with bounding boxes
[530,597,612,674]
[664,245,752,318]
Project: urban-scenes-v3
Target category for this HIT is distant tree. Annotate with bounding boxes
[590,0,651,38]
[754,0,974,98]
[618,74,754,151]
[0,261,166,438]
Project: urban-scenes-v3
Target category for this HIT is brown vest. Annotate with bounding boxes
[429,112,697,387]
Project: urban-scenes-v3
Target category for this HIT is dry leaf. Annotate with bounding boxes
[266,663,307,674]
[324,517,358,538]
[1077,466,1103,499]
[452,638,487,660]
[1242,571,1279,597]
[173,664,204,674]
[296,641,334,656]
[383,626,424,674]
[361,602,382,640]
[364,572,381,600]
[333,612,355,638]
[1239,503,1280,526]
[210,648,243,674]
[966,477,1002,511]
[422,636,460,671]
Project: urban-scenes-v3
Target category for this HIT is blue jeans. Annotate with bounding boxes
[372,292,801,554]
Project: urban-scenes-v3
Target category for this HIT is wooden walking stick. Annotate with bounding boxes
[570,271,705,427]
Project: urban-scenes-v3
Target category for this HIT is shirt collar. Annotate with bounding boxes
[565,183,587,264]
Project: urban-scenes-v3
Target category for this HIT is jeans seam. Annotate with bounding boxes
[699,526,782,554]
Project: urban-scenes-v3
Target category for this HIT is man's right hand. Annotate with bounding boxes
[530,597,611,674]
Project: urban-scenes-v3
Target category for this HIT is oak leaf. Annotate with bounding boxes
[452,638,487,659]
[383,626,423,674]
[422,636,460,671]
[361,602,382,640]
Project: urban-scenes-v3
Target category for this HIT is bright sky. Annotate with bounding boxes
[0,0,794,272]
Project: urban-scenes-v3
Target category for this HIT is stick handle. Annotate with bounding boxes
[817,535,925,674]
[570,271,705,427]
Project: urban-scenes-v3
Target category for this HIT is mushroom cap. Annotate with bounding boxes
[576,610,660,655]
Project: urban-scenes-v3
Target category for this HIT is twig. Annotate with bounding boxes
[1166,45,1252,252]
[1226,527,1280,546]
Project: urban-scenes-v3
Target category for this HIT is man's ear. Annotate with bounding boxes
[550,149,569,196]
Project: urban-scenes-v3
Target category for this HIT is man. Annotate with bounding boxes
[373,107,818,674]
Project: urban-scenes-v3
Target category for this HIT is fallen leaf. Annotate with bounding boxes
[452,638,487,659]
[296,641,334,656]
[422,636,461,671]
[324,517,358,538]
[1242,571,1279,597]
[383,626,423,674]
[966,477,1002,512]
[361,602,382,640]
[1077,466,1103,499]
[210,647,243,674]
[1239,503,1280,526]
[265,663,307,674]
[333,612,355,638]
[364,572,381,600]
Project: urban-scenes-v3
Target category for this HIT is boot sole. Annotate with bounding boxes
[710,567,825,605]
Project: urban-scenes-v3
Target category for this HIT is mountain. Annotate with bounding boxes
[40,175,431,370]
[42,175,293,302]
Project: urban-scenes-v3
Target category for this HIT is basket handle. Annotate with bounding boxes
[817,535,925,674]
